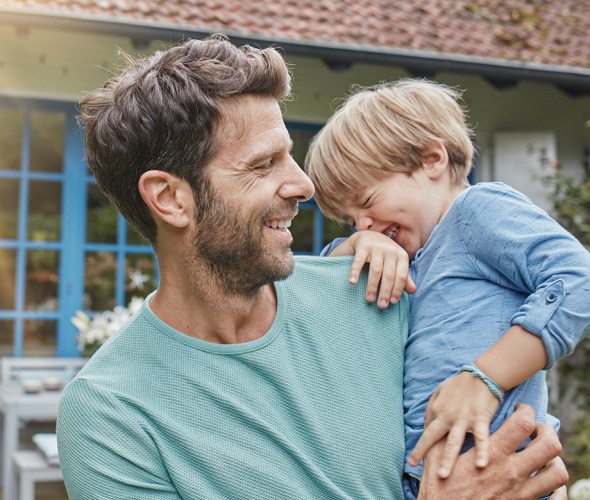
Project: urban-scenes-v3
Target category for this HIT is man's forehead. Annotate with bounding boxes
[208,97,291,166]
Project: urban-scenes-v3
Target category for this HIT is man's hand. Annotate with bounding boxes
[418,404,568,500]
[328,230,416,307]
[409,371,500,478]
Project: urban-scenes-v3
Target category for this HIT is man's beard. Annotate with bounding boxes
[189,177,297,297]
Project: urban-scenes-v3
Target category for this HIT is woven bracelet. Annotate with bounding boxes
[460,363,505,405]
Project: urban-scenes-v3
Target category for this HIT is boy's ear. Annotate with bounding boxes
[138,170,193,229]
[421,143,449,180]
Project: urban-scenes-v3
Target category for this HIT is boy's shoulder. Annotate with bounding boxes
[460,182,537,212]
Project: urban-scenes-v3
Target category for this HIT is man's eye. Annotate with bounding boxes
[361,196,371,208]
[257,161,272,170]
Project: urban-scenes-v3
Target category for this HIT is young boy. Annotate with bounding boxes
[305,79,590,499]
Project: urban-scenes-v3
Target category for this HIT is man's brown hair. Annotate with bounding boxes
[78,34,291,243]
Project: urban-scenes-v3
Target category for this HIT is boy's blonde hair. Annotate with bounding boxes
[305,79,475,223]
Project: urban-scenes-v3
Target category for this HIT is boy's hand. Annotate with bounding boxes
[408,371,500,478]
[328,230,416,307]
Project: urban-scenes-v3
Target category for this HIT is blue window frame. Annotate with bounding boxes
[0,98,348,358]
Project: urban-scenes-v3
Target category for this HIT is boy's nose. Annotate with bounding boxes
[356,216,373,231]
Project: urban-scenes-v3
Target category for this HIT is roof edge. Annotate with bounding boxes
[3,7,590,95]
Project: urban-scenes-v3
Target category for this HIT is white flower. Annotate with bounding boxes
[71,297,145,356]
[570,478,590,500]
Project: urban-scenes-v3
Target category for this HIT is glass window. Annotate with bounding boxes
[25,249,59,311]
[84,251,116,311]
[0,108,23,171]
[27,180,62,241]
[288,127,318,168]
[125,253,157,303]
[324,218,353,246]
[23,319,57,356]
[29,111,65,173]
[290,209,315,253]
[0,249,16,310]
[127,222,148,245]
[86,184,117,243]
[0,178,19,239]
[0,320,14,356]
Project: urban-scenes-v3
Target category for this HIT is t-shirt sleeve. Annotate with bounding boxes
[458,183,590,369]
[57,378,181,500]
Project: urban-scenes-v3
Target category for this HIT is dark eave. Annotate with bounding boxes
[3,8,590,96]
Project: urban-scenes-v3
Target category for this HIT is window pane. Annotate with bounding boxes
[288,127,319,168]
[0,248,16,310]
[29,111,65,173]
[125,253,156,304]
[86,184,117,243]
[85,251,116,311]
[324,218,353,247]
[127,223,148,245]
[27,180,62,241]
[0,178,19,239]
[291,208,314,254]
[23,319,57,356]
[25,249,59,311]
[0,320,14,356]
[0,108,23,170]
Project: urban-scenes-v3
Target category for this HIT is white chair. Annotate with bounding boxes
[13,449,63,500]
[0,357,87,385]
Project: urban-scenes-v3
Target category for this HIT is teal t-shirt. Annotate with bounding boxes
[57,257,408,499]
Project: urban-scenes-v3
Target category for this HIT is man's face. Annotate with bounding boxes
[190,95,315,296]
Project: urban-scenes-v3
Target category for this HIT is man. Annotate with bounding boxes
[57,35,567,499]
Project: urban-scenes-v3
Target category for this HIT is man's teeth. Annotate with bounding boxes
[265,219,292,229]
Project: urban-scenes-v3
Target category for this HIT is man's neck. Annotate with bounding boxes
[149,265,278,345]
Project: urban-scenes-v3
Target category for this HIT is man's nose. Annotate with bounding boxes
[280,159,315,202]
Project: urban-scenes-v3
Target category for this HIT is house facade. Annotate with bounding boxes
[1,1,589,358]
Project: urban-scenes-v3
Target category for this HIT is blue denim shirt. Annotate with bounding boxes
[322,182,590,479]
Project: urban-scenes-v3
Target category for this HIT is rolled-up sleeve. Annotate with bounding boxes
[460,183,590,369]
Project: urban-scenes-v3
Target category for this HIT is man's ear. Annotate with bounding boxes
[421,143,449,180]
[138,170,193,229]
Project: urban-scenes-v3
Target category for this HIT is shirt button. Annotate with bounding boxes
[546,292,558,304]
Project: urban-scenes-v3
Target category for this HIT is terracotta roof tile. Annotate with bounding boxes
[1,0,590,69]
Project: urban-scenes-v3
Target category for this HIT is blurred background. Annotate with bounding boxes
[0,0,589,497]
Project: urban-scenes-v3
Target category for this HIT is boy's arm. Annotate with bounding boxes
[409,325,547,477]
[411,184,590,478]
[321,231,416,307]
[475,325,547,393]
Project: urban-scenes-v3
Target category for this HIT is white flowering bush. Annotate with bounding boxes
[71,297,144,357]
[570,478,590,500]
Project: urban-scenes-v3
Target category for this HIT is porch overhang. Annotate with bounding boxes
[3,8,590,97]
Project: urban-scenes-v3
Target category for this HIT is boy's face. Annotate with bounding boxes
[342,167,459,260]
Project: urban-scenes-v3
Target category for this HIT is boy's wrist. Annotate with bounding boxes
[460,363,505,405]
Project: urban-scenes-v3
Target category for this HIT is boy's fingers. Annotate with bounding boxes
[472,420,490,468]
[366,255,384,302]
[408,419,449,467]
[349,250,370,285]
[389,258,409,303]
[378,254,400,307]
[405,274,417,294]
[437,424,466,478]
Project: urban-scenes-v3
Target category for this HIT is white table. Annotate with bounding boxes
[0,383,62,500]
